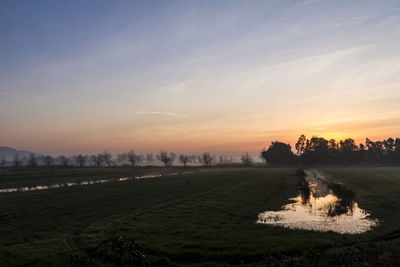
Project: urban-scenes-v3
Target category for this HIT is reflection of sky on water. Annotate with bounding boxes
[257,170,378,234]
[0,172,198,193]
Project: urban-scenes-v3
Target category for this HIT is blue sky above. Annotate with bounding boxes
[1,0,400,155]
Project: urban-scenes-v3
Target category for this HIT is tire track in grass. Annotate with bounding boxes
[76,170,258,247]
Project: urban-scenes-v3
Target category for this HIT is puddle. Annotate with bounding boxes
[0,171,197,194]
[257,169,378,234]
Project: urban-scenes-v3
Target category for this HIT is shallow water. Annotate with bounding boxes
[257,170,378,234]
[0,171,196,194]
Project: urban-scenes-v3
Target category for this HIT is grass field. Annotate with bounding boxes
[0,167,399,266]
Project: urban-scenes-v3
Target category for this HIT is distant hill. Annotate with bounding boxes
[0,146,41,160]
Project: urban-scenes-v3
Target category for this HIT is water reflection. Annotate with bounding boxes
[257,170,378,234]
[0,171,197,194]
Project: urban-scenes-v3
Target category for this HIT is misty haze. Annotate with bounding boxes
[1,1,400,266]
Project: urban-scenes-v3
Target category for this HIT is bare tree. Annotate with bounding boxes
[92,154,105,167]
[179,154,190,167]
[13,153,21,168]
[127,150,138,166]
[44,155,54,167]
[202,152,213,167]
[0,155,6,167]
[241,153,253,166]
[28,153,38,167]
[157,150,170,167]
[219,155,224,165]
[58,156,69,167]
[103,150,112,167]
[75,154,86,167]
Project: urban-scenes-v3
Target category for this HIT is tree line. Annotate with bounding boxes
[0,150,255,168]
[3,135,399,168]
[261,135,400,165]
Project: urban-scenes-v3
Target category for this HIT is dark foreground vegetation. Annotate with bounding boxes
[0,167,399,266]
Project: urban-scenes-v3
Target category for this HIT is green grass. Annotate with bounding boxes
[0,166,202,188]
[0,167,399,266]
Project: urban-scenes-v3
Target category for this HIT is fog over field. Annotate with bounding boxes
[1,1,400,266]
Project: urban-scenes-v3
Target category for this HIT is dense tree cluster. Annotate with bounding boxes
[261,142,294,165]
[261,135,400,165]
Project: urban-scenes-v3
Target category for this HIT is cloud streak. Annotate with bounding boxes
[135,111,189,117]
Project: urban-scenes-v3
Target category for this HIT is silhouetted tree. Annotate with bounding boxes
[202,152,213,167]
[28,153,38,167]
[261,142,294,166]
[179,154,190,167]
[270,135,400,166]
[366,138,384,163]
[328,139,339,161]
[75,154,86,167]
[44,155,54,167]
[241,153,253,166]
[127,150,138,166]
[295,135,333,164]
[260,150,268,166]
[394,138,400,163]
[358,143,366,163]
[58,155,69,167]
[339,138,358,163]
[103,150,112,167]
[302,135,396,164]
[0,155,6,167]
[92,154,105,167]
[383,138,395,163]
[218,155,224,165]
[157,150,170,167]
[295,134,306,155]
[307,136,330,163]
[13,154,21,167]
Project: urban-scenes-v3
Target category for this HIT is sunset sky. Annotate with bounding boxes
[1,0,400,156]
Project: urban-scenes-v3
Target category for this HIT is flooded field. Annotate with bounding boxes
[257,169,378,234]
[0,171,198,193]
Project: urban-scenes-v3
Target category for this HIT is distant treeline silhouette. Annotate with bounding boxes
[3,135,399,168]
[0,150,253,168]
[262,135,400,165]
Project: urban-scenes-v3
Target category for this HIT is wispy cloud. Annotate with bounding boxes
[135,111,189,117]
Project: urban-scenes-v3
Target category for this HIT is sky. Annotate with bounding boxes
[1,0,400,156]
